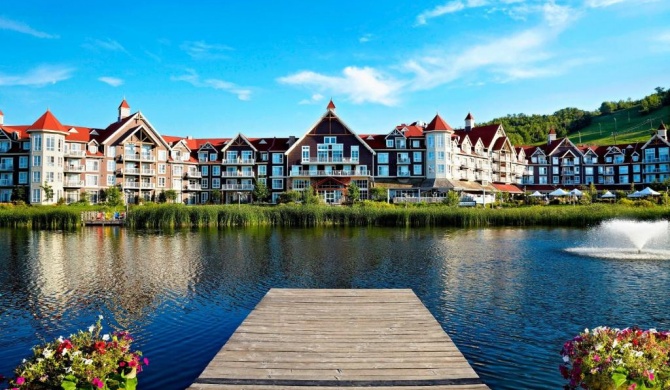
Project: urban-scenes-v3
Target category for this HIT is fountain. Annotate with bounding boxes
[566,219,670,260]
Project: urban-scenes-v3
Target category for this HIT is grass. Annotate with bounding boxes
[567,106,670,146]
[0,204,123,229]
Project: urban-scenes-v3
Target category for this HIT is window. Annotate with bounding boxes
[272,166,284,177]
[632,155,639,162]
[437,151,445,161]
[386,139,394,148]
[634,174,641,183]
[395,138,406,149]
[633,165,640,173]
[426,135,434,148]
[32,189,41,203]
[614,155,624,164]
[107,160,116,172]
[261,152,268,161]
[552,157,559,165]
[324,136,336,144]
[413,152,422,162]
[619,166,629,174]
[201,178,209,189]
[155,164,164,174]
[377,165,389,176]
[172,165,183,175]
[200,165,208,175]
[539,167,547,175]
[412,140,420,148]
[620,175,629,184]
[44,172,55,183]
[378,153,389,164]
[212,178,220,188]
[272,179,283,189]
[553,166,559,175]
[258,165,267,176]
[158,177,166,188]
[45,136,55,151]
[427,151,435,161]
[212,166,220,176]
[86,160,99,171]
[32,170,41,183]
[210,153,217,161]
[157,150,166,161]
[33,155,41,167]
[413,164,422,175]
[107,174,116,185]
[272,153,283,164]
[398,153,409,163]
[397,166,410,177]
[293,179,311,190]
[436,135,444,148]
[585,176,593,184]
[19,156,28,169]
[351,146,359,162]
[302,146,310,161]
[85,174,98,187]
[33,135,42,151]
[46,156,55,167]
[19,172,27,184]
[106,145,116,158]
[539,176,548,184]
[553,176,559,184]
[200,192,209,204]
[242,150,253,162]
[437,164,445,174]
[585,167,593,175]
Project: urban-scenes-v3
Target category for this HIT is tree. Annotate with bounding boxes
[252,180,270,203]
[106,187,123,206]
[599,101,616,115]
[11,186,27,203]
[210,190,222,204]
[347,182,360,203]
[41,181,54,203]
[157,190,167,203]
[79,191,89,205]
[278,190,301,204]
[164,189,177,203]
[370,186,387,202]
[302,186,321,205]
[442,190,460,207]
[641,94,662,114]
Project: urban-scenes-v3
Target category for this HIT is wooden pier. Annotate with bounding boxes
[189,289,488,389]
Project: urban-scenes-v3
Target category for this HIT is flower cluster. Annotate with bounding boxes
[2,316,147,390]
[560,326,670,390]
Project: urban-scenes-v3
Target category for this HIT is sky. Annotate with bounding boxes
[1,0,669,139]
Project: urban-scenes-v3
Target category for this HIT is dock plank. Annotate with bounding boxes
[189,289,488,389]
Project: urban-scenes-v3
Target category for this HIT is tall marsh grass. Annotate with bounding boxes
[0,204,123,230]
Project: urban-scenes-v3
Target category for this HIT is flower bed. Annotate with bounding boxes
[560,326,670,390]
[1,316,147,390]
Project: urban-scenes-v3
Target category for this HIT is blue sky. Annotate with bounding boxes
[1,0,669,138]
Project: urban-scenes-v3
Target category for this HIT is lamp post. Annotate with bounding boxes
[124,190,130,215]
[236,191,243,207]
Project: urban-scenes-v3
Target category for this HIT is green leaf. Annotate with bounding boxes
[612,372,628,388]
[61,379,77,390]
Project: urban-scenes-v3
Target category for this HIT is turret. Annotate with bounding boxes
[327,99,336,112]
[658,123,667,141]
[118,99,130,121]
[464,112,474,131]
[548,128,557,144]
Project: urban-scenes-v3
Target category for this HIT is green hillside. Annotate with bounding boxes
[566,106,670,146]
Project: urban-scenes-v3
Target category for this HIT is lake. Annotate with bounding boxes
[1,226,669,389]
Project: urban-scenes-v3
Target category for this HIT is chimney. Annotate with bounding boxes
[0,109,3,126]
[118,99,130,121]
[464,112,474,131]
[548,128,557,144]
[658,123,667,141]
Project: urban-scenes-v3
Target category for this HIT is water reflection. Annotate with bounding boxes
[1,226,669,390]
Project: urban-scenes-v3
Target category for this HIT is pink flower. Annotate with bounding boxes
[119,361,126,367]
[16,377,25,385]
[593,354,600,362]
[91,377,104,389]
[143,357,149,366]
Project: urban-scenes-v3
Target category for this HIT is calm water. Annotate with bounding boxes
[1,226,669,389]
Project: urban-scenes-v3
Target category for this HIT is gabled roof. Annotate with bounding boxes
[221,133,258,153]
[360,134,386,149]
[28,110,68,132]
[456,124,500,149]
[425,114,453,131]
[394,123,424,138]
[641,133,670,149]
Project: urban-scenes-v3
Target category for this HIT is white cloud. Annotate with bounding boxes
[0,16,57,38]
[359,34,373,43]
[278,67,404,106]
[584,0,625,7]
[83,38,127,53]
[0,65,74,87]
[98,77,124,87]
[299,94,325,105]
[171,69,251,101]
[416,0,490,25]
[180,41,233,59]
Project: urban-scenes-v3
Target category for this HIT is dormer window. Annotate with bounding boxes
[210,153,217,161]
[88,144,97,154]
[606,157,612,163]
[395,138,406,149]
[198,152,208,162]
[632,155,639,162]
[386,139,393,148]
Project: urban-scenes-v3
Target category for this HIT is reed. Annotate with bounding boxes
[0,205,85,229]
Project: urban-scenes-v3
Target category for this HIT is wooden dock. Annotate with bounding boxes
[189,289,488,389]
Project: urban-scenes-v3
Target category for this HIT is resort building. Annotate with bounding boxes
[2,98,666,205]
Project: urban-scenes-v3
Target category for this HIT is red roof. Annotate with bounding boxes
[425,114,453,131]
[359,134,386,149]
[119,99,130,109]
[395,124,424,138]
[28,110,68,132]
[64,126,93,142]
[327,99,336,111]
[492,183,523,194]
[456,124,499,147]
[465,112,473,120]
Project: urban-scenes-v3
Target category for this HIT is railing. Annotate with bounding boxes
[289,170,369,177]
[562,161,575,166]
[221,171,255,177]
[120,168,140,175]
[0,179,13,186]
[141,183,155,189]
[186,184,202,191]
[301,157,358,164]
[397,158,411,164]
[644,157,670,163]
[124,182,140,189]
[63,180,84,187]
[65,165,85,172]
[0,163,14,171]
[122,153,155,161]
[222,158,255,165]
[220,184,254,191]
[185,171,202,178]
[562,169,575,175]
[65,150,86,158]
[397,171,411,177]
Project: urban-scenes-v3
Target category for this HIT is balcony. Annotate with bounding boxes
[120,168,140,175]
[186,184,202,191]
[644,157,670,163]
[397,158,411,165]
[124,182,140,189]
[65,150,86,158]
[289,169,370,177]
[0,163,14,171]
[0,179,13,186]
[301,157,358,164]
[397,171,411,177]
[185,171,202,178]
[141,182,155,189]
[562,161,575,166]
[562,169,575,175]
[221,171,255,177]
[221,184,254,191]
[122,153,155,162]
[63,180,84,187]
[222,158,255,165]
[64,165,85,172]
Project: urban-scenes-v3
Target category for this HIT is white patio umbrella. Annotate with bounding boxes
[627,191,641,198]
[529,191,544,197]
[638,187,661,196]
[600,191,616,199]
[569,189,583,197]
[548,188,569,197]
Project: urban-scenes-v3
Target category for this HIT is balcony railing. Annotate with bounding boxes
[0,179,13,186]
[222,158,255,165]
[397,158,411,164]
[300,157,358,164]
[141,183,155,189]
[122,153,155,161]
[185,171,202,178]
[644,157,670,163]
[220,184,254,191]
[289,170,369,177]
[65,150,86,158]
[397,171,411,177]
[221,171,255,177]
[186,184,202,191]
[63,180,84,187]
[124,182,140,189]
[0,163,14,171]
[65,165,85,172]
[120,168,140,175]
